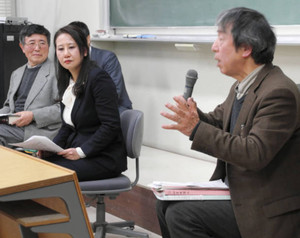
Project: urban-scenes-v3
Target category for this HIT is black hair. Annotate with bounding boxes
[54,24,95,100]
[19,24,51,46]
[68,21,90,38]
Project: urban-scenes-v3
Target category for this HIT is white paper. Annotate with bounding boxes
[148,179,228,190]
[10,135,63,153]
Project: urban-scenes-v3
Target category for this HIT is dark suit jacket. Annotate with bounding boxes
[90,46,132,113]
[191,64,300,238]
[53,67,127,179]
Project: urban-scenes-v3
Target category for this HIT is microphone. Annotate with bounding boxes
[183,69,198,100]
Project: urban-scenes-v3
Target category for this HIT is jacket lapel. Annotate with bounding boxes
[71,71,91,125]
[8,65,26,112]
[232,92,257,135]
[232,64,273,135]
[11,65,26,97]
[223,84,237,132]
[24,60,49,109]
[71,96,82,125]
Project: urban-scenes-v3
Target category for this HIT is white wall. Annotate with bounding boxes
[16,0,300,164]
[94,41,233,162]
[16,0,102,57]
[92,41,300,163]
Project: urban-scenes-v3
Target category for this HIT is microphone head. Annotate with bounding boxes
[185,69,198,87]
[186,69,198,81]
[183,69,198,100]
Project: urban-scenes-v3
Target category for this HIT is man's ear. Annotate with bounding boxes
[242,45,252,58]
[19,43,25,53]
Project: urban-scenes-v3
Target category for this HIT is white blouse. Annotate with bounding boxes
[62,79,76,126]
[61,79,86,158]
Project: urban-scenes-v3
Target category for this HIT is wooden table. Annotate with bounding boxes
[0,146,94,238]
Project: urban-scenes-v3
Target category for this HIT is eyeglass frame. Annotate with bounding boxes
[24,40,49,50]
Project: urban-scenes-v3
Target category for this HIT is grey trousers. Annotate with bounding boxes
[0,124,24,146]
[156,200,241,238]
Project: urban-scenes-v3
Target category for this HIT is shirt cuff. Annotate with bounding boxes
[76,147,86,158]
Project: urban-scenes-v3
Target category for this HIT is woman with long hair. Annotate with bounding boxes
[41,25,127,181]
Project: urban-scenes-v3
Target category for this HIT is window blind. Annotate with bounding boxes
[0,0,15,17]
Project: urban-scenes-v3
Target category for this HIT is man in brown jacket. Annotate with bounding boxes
[157,7,300,238]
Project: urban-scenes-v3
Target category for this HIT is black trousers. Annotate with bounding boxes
[43,155,120,181]
[156,200,241,238]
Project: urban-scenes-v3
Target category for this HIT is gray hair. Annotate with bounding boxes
[216,7,276,64]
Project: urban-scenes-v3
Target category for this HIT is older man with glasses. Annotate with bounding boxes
[0,24,61,147]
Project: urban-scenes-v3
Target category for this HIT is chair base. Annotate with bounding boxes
[88,195,149,238]
[92,220,149,238]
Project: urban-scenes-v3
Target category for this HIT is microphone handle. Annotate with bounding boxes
[183,86,194,100]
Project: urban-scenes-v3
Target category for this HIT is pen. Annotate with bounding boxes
[123,34,156,39]
[123,34,139,38]
[140,34,156,39]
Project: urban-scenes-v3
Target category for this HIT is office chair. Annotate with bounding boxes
[80,109,149,238]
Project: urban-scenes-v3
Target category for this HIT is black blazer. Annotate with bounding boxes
[53,66,127,174]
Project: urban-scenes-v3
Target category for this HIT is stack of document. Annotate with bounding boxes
[148,179,231,201]
[10,135,63,153]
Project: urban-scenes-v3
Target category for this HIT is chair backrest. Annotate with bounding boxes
[120,109,144,159]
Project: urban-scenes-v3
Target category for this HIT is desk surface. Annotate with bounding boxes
[0,146,93,238]
[0,146,75,196]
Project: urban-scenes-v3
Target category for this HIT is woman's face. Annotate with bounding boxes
[55,33,85,80]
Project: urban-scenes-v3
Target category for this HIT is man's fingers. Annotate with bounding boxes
[161,111,178,122]
[161,124,178,130]
[164,102,180,113]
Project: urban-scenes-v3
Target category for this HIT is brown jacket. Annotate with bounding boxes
[192,64,300,238]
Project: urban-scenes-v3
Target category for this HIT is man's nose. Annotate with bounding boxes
[211,40,218,52]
